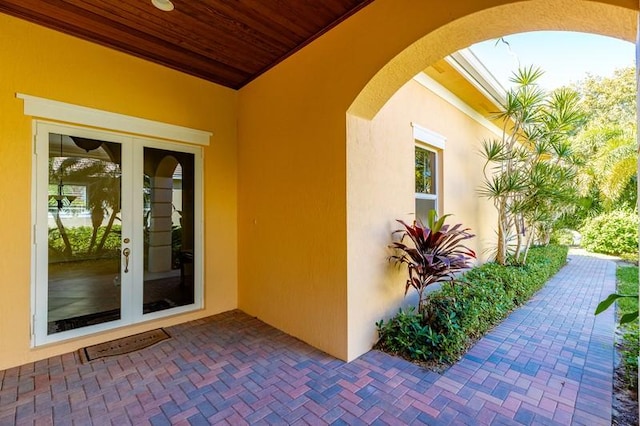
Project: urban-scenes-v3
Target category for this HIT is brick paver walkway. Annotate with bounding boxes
[0,251,617,425]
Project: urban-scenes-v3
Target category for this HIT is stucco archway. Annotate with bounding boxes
[348,0,636,119]
[345,0,637,360]
[235,0,639,365]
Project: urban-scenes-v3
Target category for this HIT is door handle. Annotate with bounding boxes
[122,248,131,273]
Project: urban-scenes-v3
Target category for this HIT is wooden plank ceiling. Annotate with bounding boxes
[0,0,373,89]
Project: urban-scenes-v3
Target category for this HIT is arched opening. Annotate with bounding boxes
[348,0,635,119]
[345,0,637,360]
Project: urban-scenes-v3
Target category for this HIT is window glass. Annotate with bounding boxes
[416,198,436,222]
[415,146,438,224]
[415,146,436,194]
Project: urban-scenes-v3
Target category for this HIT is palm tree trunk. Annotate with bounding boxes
[96,209,119,253]
[88,207,104,254]
[514,217,523,264]
[496,201,507,265]
[521,228,536,265]
[53,210,73,257]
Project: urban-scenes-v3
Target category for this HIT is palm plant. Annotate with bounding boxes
[49,155,121,258]
[389,211,476,316]
[48,156,79,257]
[584,127,636,208]
[479,66,584,265]
[69,160,120,254]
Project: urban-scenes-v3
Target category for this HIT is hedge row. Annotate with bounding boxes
[376,245,569,363]
[48,225,122,256]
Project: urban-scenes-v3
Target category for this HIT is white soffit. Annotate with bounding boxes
[413,73,503,137]
[17,93,212,146]
[446,49,507,110]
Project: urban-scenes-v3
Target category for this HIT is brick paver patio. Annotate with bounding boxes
[0,250,617,425]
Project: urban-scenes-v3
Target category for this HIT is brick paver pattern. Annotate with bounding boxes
[0,251,616,425]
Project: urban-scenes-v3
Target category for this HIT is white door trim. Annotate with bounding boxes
[31,121,204,346]
[17,93,212,146]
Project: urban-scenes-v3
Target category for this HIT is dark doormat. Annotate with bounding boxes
[78,328,170,363]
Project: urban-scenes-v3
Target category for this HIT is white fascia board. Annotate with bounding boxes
[413,73,503,137]
[445,48,507,110]
[17,93,212,146]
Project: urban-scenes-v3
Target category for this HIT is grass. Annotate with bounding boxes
[615,265,639,391]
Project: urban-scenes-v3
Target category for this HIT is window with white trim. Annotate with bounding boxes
[412,123,446,224]
[415,145,438,223]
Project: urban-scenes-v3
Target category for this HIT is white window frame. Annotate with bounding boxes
[415,145,439,208]
[412,123,446,218]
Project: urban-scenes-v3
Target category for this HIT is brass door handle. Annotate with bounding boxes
[123,248,131,273]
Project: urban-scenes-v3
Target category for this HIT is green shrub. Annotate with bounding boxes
[550,228,575,246]
[376,245,568,364]
[48,225,121,259]
[375,307,443,361]
[581,210,638,255]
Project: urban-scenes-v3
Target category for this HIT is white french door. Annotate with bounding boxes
[32,121,202,346]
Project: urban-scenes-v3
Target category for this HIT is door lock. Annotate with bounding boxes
[122,247,131,273]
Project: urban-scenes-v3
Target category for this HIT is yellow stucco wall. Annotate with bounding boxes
[237,0,636,362]
[0,0,636,370]
[0,13,238,370]
[347,78,500,360]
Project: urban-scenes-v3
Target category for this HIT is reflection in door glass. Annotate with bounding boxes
[143,147,195,314]
[47,134,122,334]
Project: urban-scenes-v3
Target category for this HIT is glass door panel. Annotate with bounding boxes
[47,133,122,334]
[35,123,201,346]
[142,147,195,314]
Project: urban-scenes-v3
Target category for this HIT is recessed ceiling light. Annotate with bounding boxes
[152,0,174,12]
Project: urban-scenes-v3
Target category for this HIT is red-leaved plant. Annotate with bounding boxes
[390,211,476,316]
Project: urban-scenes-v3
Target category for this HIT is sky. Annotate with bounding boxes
[468,31,635,90]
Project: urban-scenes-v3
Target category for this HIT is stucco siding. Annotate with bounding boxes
[346,77,499,360]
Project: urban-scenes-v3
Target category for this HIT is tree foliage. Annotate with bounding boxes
[49,155,121,258]
[569,67,637,214]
